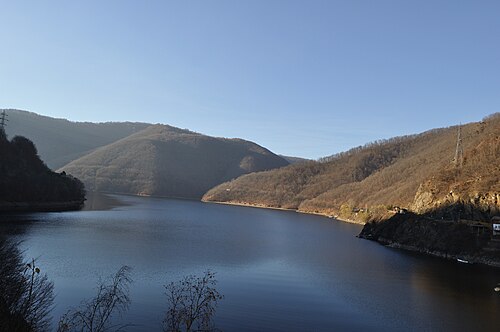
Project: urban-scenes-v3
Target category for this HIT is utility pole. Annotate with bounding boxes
[453,125,463,168]
[0,110,7,130]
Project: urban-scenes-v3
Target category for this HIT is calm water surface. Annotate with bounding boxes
[1,193,499,331]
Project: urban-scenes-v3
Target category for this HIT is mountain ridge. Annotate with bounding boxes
[61,124,289,199]
[3,109,150,169]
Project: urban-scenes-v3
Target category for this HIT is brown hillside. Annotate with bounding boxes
[61,124,289,199]
[203,114,500,222]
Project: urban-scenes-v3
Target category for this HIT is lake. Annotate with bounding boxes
[1,193,499,331]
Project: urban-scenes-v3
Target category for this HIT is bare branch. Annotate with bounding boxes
[163,270,223,332]
[57,266,133,332]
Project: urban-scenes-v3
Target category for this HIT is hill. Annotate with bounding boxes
[279,155,311,164]
[203,114,500,223]
[0,129,85,211]
[61,124,289,199]
[3,109,150,169]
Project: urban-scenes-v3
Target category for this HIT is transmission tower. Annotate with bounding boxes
[453,125,463,167]
[0,110,7,130]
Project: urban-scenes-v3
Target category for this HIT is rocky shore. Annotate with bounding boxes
[359,212,500,268]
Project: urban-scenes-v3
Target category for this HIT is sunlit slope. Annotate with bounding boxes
[203,114,499,221]
[61,124,289,198]
[3,109,150,169]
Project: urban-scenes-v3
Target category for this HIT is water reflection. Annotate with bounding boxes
[0,194,499,331]
[82,191,128,211]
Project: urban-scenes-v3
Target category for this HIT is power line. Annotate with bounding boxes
[0,110,8,130]
[453,125,463,168]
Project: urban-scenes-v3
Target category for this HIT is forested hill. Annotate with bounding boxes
[3,109,150,169]
[0,130,85,211]
[61,124,289,199]
[203,114,500,223]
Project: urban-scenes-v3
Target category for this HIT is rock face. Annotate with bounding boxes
[412,183,500,221]
[61,125,289,199]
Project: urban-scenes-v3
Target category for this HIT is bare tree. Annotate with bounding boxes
[0,237,54,332]
[21,258,55,331]
[57,266,133,332]
[163,270,223,332]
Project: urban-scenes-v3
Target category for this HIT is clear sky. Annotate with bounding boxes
[1,1,499,159]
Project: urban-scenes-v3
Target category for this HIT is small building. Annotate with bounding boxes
[492,216,500,236]
[493,223,500,236]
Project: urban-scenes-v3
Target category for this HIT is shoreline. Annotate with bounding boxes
[201,199,365,225]
[0,201,84,213]
[379,239,500,269]
[204,199,500,268]
[91,192,366,225]
[359,213,500,269]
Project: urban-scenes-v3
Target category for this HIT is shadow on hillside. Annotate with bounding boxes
[420,201,499,223]
[360,202,499,261]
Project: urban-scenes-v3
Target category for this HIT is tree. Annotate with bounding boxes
[163,270,223,332]
[0,236,54,332]
[0,134,86,206]
[57,266,133,332]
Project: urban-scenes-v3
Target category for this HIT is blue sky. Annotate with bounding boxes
[1,1,499,159]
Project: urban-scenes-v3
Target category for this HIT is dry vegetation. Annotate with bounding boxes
[203,114,500,223]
